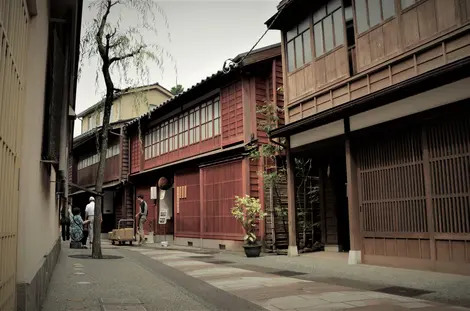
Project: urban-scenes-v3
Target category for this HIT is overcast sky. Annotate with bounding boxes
[74,0,280,136]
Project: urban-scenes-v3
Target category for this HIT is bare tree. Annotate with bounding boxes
[80,0,172,258]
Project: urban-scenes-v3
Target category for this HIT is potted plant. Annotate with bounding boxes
[231,195,267,257]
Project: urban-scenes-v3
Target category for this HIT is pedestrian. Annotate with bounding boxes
[136,194,148,246]
[60,202,72,241]
[70,207,91,249]
[85,196,95,246]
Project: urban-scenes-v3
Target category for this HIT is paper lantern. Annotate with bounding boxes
[158,177,172,190]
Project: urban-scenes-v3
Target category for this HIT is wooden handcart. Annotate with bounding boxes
[108,218,135,245]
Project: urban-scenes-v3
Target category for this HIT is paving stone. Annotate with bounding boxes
[266,295,329,310]
[99,298,142,304]
[101,305,147,311]
[208,276,307,291]
[295,302,355,310]
[348,305,408,310]
[316,291,377,303]
[396,302,435,309]
[164,260,215,267]
[346,298,398,307]
[188,267,251,277]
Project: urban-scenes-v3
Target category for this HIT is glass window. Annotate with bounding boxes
[327,0,341,12]
[214,118,220,136]
[298,18,310,32]
[302,32,312,63]
[355,0,396,34]
[313,1,344,57]
[201,124,206,140]
[401,0,415,9]
[286,26,297,41]
[323,15,334,52]
[214,100,220,118]
[368,0,382,28]
[287,41,295,72]
[382,0,396,19]
[285,16,312,72]
[345,6,353,22]
[313,6,326,23]
[355,0,369,34]
[294,36,304,68]
[314,22,324,57]
[333,10,344,46]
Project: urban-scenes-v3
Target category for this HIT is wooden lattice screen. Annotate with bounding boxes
[0,1,29,310]
[357,109,470,271]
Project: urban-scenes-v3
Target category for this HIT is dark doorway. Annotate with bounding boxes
[293,135,350,253]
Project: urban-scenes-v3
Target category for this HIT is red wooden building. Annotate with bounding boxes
[125,44,283,249]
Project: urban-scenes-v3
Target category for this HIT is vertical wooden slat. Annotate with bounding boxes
[0,1,28,308]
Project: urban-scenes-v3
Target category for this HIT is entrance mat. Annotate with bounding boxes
[375,286,433,297]
[267,270,308,277]
[68,254,123,260]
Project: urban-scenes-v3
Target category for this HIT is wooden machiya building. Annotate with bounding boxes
[70,85,172,233]
[125,44,284,249]
[267,0,470,274]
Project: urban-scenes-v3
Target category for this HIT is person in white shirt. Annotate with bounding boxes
[85,196,95,245]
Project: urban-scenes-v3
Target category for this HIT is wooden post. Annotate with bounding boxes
[286,138,298,256]
[344,121,361,264]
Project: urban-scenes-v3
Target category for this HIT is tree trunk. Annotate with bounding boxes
[92,63,114,259]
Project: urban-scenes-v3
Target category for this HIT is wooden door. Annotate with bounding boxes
[356,109,470,274]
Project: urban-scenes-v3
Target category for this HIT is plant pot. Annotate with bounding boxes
[243,244,262,258]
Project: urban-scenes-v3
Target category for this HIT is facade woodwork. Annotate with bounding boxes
[126,44,283,248]
[268,0,470,274]
[272,0,470,123]
[71,122,134,232]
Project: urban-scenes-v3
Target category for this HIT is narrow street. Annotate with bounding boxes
[42,242,264,311]
[42,242,470,311]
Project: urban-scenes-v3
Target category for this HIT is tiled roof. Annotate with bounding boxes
[73,118,134,148]
[76,82,172,118]
[126,43,281,129]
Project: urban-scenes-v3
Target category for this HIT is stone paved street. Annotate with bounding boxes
[124,246,470,311]
[41,242,265,311]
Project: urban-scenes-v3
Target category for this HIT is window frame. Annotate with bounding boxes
[313,0,345,58]
[188,107,200,145]
[213,98,221,136]
[142,96,219,159]
[285,16,313,73]
[354,0,397,36]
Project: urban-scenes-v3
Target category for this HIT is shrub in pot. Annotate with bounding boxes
[231,195,267,257]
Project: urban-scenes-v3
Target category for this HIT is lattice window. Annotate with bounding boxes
[428,117,470,234]
[358,129,427,233]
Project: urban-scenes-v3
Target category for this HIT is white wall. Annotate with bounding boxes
[17,0,60,283]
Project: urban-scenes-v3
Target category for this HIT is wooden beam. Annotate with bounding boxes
[344,118,361,264]
[68,182,103,196]
[286,138,298,256]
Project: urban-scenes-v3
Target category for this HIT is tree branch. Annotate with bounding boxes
[109,45,145,64]
[113,87,131,94]
[96,0,114,60]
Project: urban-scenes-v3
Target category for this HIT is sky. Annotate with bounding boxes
[74,0,281,136]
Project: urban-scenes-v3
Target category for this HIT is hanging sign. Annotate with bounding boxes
[158,208,168,224]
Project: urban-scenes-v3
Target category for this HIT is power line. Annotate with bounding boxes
[222,3,287,74]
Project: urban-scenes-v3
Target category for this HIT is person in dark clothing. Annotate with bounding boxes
[135,194,148,246]
[60,203,72,241]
